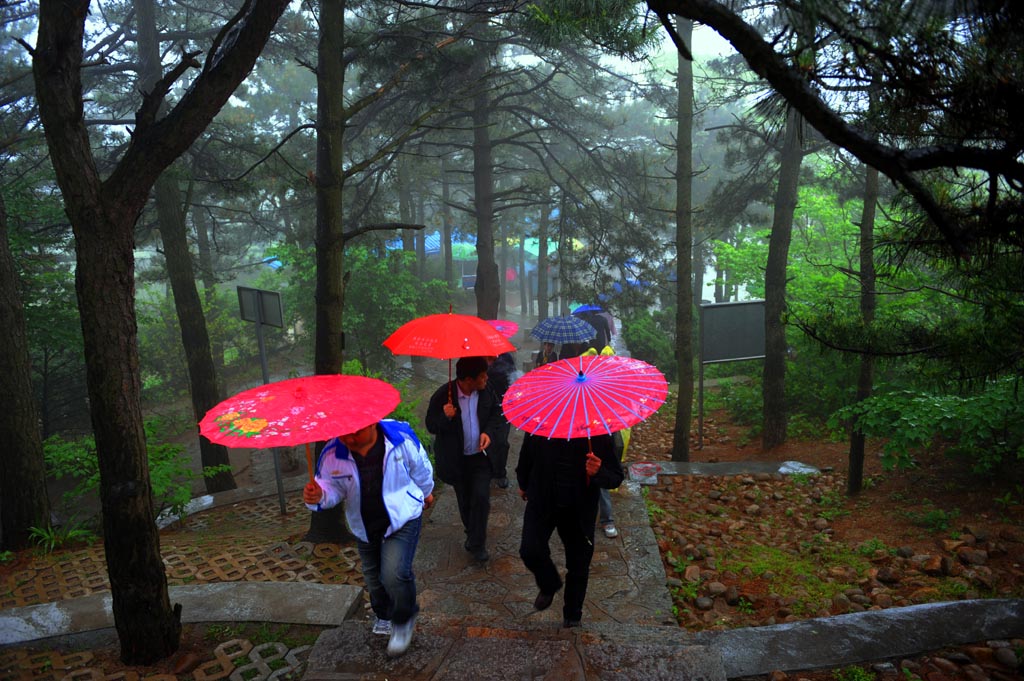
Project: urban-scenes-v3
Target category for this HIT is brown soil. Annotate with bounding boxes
[628,407,1024,680]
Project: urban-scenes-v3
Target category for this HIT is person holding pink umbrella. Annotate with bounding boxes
[302,419,434,658]
[516,432,624,628]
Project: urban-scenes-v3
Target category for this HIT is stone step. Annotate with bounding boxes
[302,617,726,681]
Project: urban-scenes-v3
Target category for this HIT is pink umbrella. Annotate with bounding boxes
[200,374,400,483]
[502,354,667,439]
[486,318,519,338]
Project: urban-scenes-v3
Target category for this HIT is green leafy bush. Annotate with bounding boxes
[829,378,1024,473]
[621,308,678,382]
[43,417,213,524]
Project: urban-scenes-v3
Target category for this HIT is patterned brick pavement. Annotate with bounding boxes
[0,495,360,680]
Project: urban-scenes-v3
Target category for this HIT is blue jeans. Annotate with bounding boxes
[357,516,421,626]
[598,488,613,526]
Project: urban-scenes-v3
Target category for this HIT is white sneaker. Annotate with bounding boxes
[603,524,619,538]
[372,616,392,635]
[387,614,416,657]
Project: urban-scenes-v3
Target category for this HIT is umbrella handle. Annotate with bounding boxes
[305,442,315,484]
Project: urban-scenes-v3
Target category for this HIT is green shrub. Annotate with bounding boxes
[830,378,1024,473]
[621,309,678,382]
[43,417,211,524]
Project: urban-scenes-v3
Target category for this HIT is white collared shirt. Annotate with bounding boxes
[457,385,481,455]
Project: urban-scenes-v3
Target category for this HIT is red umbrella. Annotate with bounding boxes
[486,318,519,339]
[502,354,667,439]
[383,311,515,359]
[199,374,400,483]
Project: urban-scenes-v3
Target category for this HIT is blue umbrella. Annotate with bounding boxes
[529,315,597,344]
[571,303,602,314]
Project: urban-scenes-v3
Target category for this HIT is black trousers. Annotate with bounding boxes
[490,423,511,480]
[519,502,596,622]
[454,452,492,551]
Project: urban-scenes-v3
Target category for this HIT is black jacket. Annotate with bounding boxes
[425,380,504,485]
[516,433,625,527]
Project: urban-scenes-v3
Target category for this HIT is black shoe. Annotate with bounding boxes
[534,591,556,611]
[472,548,489,562]
[496,477,509,489]
[562,618,581,628]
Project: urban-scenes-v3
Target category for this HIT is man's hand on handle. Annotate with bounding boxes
[585,451,602,477]
[303,482,324,505]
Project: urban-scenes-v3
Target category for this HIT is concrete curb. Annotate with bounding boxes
[0,582,362,646]
[693,598,1024,678]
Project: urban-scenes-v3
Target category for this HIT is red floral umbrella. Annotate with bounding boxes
[502,354,667,439]
[199,374,400,482]
[486,318,519,339]
[383,311,515,359]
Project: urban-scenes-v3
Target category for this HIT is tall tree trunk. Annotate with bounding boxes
[308,0,353,543]
[848,165,878,495]
[138,0,235,493]
[671,23,695,462]
[498,222,508,316]
[399,154,415,254]
[314,0,348,376]
[471,48,499,319]
[416,191,426,280]
[153,179,236,492]
[0,195,52,550]
[537,205,550,320]
[194,209,225,380]
[442,157,455,290]
[518,238,529,316]
[33,0,287,661]
[762,108,803,450]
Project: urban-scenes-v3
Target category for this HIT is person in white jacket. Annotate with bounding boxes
[303,419,434,658]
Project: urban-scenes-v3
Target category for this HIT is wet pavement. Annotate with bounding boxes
[3,311,1023,679]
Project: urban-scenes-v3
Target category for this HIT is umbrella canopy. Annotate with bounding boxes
[383,312,514,359]
[529,315,597,344]
[502,354,667,439]
[201,374,399,447]
[486,318,519,338]
[571,303,602,314]
[200,374,400,481]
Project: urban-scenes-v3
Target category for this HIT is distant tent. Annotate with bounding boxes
[384,230,476,259]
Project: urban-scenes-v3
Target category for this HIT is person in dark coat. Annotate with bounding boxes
[516,432,625,627]
[486,352,517,488]
[425,356,504,562]
[573,309,611,352]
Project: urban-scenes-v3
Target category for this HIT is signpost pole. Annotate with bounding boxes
[245,288,287,515]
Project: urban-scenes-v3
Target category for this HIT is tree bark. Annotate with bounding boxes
[307,0,354,544]
[138,0,235,494]
[848,165,878,495]
[194,209,225,379]
[442,157,455,291]
[153,178,236,492]
[314,0,349,375]
[0,194,52,550]
[537,205,550,320]
[471,46,500,319]
[32,0,288,662]
[672,23,695,462]
[762,107,802,450]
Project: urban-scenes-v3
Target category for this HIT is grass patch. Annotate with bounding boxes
[717,541,872,615]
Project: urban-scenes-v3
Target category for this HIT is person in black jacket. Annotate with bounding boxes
[425,356,504,562]
[516,432,625,627]
[486,352,517,488]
